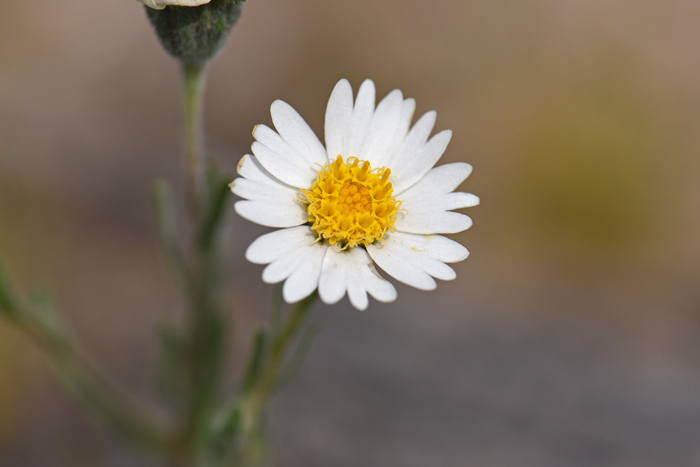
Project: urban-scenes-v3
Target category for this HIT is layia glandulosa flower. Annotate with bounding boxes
[138,0,211,10]
[231,79,479,310]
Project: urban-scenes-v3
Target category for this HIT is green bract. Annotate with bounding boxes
[146,0,244,66]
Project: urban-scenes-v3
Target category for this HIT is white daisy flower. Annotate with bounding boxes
[138,0,211,10]
[231,79,479,310]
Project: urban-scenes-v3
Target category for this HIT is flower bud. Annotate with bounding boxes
[145,0,244,66]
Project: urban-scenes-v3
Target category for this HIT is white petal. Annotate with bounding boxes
[317,253,348,306]
[138,0,166,9]
[246,226,307,264]
[138,0,211,9]
[245,226,327,304]
[282,243,327,304]
[270,100,327,168]
[262,238,321,284]
[392,130,452,195]
[395,210,472,235]
[231,155,307,228]
[253,124,306,168]
[346,283,369,311]
[377,98,416,168]
[235,153,280,184]
[394,110,436,158]
[362,89,404,166]
[251,141,317,189]
[402,162,473,196]
[325,79,354,160]
[397,99,417,141]
[380,109,436,181]
[366,231,469,291]
[234,200,306,228]
[318,246,397,310]
[347,79,376,159]
[395,162,478,234]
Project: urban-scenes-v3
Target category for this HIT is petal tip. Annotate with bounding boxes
[352,301,369,311]
[282,283,316,305]
[360,78,376,87]
[335,78,352,89]
[236,155,246,174]
[376,288,398,304]
[270,99,289,112]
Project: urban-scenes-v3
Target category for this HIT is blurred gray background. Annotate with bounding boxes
[2,0,700,466]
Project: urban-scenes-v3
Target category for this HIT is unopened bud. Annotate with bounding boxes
[145,0,244,66]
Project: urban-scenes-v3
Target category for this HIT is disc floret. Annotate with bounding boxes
[301,156,400,248]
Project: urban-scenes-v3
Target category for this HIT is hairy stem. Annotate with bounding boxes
[182,62,207,220]
[178,61,229,466]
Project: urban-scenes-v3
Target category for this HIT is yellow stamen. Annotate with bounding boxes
[301,155,400,248]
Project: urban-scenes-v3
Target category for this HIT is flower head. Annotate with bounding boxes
[231,79,479,310]
[139,0,211,10]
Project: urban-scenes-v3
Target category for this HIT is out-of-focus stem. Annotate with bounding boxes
[15,307,176,456]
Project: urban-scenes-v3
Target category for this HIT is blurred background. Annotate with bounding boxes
[2,0,700,465]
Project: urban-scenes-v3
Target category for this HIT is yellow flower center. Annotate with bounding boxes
[301,156,400,249]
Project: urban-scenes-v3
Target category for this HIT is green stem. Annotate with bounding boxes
[236,292,318,465]
[179,61,228,466]
[270,283,284,333]
[182,63,207,221]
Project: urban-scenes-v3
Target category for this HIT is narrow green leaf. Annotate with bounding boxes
[152,180,190,289]
[155,323,187,412]
[241,330,267,393]
[206,404,242,462]
[199,308,226,401]
[197,163,232,250]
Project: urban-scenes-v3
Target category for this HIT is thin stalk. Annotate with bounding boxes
[182,63,207,220]
[178,61,228,466]
[270,283,284,333]
[236,293,318,465]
